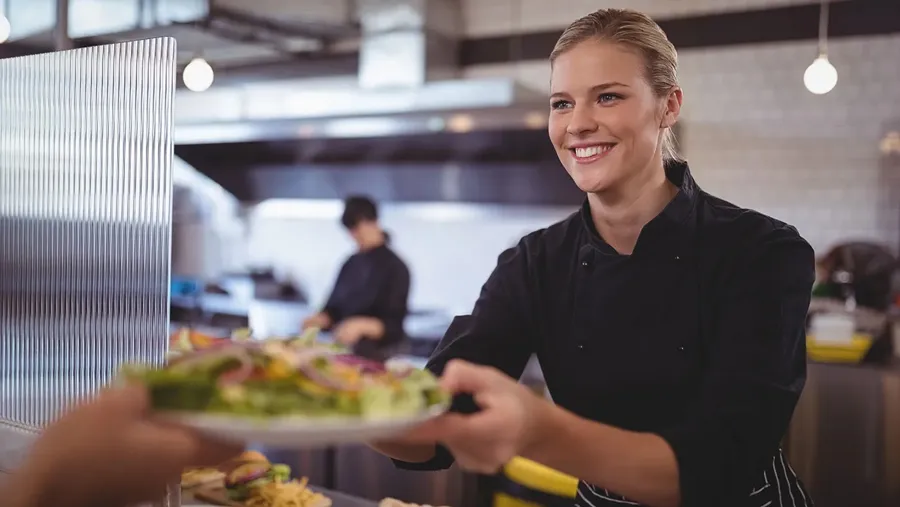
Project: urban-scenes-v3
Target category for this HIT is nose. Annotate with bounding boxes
[566,103,598,136]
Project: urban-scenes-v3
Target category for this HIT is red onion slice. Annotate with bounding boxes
[296,362,359,392]
[332,354,386,374]
[217,350,253,386]
[226,463,270,486]
[167,345,254,386]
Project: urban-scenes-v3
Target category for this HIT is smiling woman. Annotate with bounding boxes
[373,9,817,507]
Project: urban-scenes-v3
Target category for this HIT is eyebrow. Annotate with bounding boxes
[549,81,630,100]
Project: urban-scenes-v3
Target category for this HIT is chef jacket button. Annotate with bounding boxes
[675,255,681,260]
[577,344,584,350]
[678,345,685,352]
[581,261,589,267]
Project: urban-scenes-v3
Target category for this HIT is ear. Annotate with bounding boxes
[660,87,683,129]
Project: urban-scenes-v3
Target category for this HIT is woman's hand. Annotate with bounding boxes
[14,385,241,507]
[405,360,549,474]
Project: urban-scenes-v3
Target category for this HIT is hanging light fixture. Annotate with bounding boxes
[803,1,837,95]
[0,12,11,44]
[183,57,214,92]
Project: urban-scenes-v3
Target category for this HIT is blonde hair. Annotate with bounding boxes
[550,9,682,162]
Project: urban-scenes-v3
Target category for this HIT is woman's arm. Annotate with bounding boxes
[510,231,816,506]
[525,401,681,507]
[378,239,541,470]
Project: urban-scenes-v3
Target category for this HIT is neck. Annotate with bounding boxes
[587,158,678,255]
[359,230,385,251]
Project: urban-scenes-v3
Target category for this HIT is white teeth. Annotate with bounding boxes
[574,145,613,158]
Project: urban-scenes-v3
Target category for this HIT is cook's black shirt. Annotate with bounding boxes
[394,161,816,507]
[322,244,410,346]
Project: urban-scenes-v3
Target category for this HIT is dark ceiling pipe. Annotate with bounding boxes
[53,0,71,50]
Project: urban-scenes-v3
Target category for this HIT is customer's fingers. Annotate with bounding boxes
[139,420,242,468]
[100,384,151,418]
[191,433,244,467]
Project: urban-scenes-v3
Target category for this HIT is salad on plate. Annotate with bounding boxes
[121,335,448,421]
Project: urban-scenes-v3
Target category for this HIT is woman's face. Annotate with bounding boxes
[548,39,680,194]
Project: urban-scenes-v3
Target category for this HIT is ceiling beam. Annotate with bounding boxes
[208,5,359,43]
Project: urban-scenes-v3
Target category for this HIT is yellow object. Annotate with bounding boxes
[493,492,542,507]
[807,334,873,363]
[493,457,578,506]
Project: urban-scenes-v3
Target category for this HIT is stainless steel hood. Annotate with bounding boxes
[174,0,549,145]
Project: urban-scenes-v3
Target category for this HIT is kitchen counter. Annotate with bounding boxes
[784,360,900,507]
[171,295,452,357]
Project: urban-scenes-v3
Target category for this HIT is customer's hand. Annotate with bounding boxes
[403,360,547,474]
[14,385,241,507]
[302,312,331,331]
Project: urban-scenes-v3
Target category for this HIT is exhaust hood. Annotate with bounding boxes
[174,0,549,145]
[173,0,575,206]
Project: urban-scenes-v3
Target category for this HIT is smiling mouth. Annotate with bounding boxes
[570,144,616,163]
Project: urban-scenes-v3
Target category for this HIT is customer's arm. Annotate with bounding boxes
[4,466,52,507]
[373,240,540,467]
[2,385,241,507]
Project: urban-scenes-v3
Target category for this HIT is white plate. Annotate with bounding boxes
[157,403,448,448]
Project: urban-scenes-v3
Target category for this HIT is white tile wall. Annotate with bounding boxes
[462,0,821,37]
[464,35,900,254]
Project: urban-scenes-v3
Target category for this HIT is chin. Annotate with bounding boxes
[567,164,620,194]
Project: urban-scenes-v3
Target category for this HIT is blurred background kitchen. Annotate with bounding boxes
[1,0,900,506]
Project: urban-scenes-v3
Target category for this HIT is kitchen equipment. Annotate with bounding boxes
[492,457,578,507]
[809,312,856,344]
[807,334,874,363]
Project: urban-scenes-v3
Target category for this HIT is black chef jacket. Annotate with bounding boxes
[394,161,816,507]
[322,244,410,349]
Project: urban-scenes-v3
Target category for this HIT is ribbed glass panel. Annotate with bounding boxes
[0,39,176,440]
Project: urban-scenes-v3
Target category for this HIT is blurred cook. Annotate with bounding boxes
[303,196,411,359]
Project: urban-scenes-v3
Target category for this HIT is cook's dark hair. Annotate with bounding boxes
[341,195,378,229]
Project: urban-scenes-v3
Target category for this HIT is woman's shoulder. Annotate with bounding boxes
[698,191,809,248]
[696,191,815,278]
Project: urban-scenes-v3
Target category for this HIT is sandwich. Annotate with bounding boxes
[224,459,291,501]
[180,467,225,489]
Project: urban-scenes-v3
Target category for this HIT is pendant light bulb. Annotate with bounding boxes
[0,14,11,44]
[183,57,214,92]
[803,55,838,95]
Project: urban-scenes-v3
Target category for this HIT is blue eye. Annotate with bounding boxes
[598,93,622,104]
